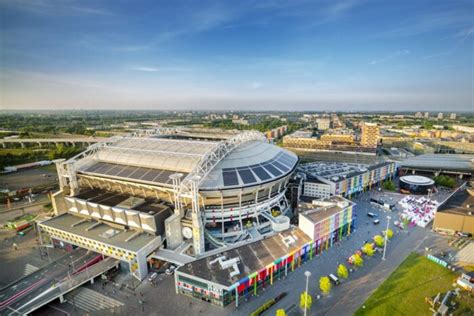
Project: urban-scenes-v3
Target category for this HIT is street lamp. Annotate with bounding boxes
[382,216,391,261]
[304,271,311,316]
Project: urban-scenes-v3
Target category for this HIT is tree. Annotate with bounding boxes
[433,175,455,188]
[385,228,394,239]
[337,264,349,279]
[353,253,364,267]
[362,243,375,256]
[300,291,313,309]
[374,235,385,247]
[276,309,287,316]
[319,276,332,294]
[382,180,396,192]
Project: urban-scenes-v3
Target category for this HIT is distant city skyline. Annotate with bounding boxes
[1,0,473,111]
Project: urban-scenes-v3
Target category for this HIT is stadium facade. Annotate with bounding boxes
[39,128,298,280]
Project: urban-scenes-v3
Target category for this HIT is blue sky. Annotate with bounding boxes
[1,0,472,111]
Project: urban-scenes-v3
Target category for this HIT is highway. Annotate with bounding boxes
[0,248,111,315]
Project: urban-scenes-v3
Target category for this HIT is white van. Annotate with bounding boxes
[329,274,340,285]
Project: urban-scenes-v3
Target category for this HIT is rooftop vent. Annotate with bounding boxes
[210,256,241,278]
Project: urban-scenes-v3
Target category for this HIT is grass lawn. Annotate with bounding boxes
[355,252,474,316]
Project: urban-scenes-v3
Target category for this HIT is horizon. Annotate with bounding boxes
[1,0,473,111]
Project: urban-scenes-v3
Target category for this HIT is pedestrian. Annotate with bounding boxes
[13,243,18,250]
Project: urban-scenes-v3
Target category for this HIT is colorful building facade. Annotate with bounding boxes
[175,198,356,307]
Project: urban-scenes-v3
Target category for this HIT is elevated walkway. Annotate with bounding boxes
[1,253,118,316]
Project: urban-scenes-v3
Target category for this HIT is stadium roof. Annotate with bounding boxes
[81,137,219,173]
[200,140,298,190]
[400,154,474,173]
[71,131,297,190]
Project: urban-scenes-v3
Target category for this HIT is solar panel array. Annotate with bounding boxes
[221,152,297,187]
[80,161,187,186]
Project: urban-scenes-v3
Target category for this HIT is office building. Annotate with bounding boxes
[360,123,380,147]
[316,118,330,130]
[299,161,397,198]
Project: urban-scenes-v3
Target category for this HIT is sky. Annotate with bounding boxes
[0,0,473,111]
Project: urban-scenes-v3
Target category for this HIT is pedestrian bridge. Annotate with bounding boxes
[0,249,118,315]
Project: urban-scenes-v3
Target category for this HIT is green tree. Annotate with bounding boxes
[374,235,385,247]
[385,228,394,239]
[353,253,364,267]
[337,264,349,279]
[382,180,396,191]
[319,276,332,294]
[300,291,313,309]
[276,309,287,316]
[433,175,455,188]
[362,243,375,256]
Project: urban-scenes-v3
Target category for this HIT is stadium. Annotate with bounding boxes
[40,128,298,280]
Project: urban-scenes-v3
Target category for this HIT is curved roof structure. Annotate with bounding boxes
[70,129,297,189]
[200,140,298,190]
[400,175,434,186]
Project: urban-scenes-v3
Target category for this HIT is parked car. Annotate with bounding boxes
[373,219,380,225]
[148,272,158,282]
[328,274,340,285]
[165,265,176,276]
[367,212,377,218]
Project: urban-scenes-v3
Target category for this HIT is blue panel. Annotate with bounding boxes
[223,170,239,186]
[237,168,257,184]
[251,166,272,181]
[263,163,282,176]
[273,161,289,172]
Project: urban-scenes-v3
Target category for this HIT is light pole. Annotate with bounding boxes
[304,271,311,316]
[382,216,391,261]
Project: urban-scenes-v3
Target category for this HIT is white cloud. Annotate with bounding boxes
[132,67,159,72]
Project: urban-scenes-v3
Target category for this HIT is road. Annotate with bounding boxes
[0,248,102,315]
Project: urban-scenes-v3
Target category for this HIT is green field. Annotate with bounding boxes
[355,253,474,316]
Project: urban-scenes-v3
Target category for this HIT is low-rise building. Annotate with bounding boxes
[303,177,331,199]
[282,135,332,149]
[299,161,397,198]
[433,183,474,236]
[298,197,354,252]
[175,228,312,306]
[321,133,354,144]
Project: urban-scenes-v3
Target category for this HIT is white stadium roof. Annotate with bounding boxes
[200,140,298,190]
[71,130,298,190]
[95,137,218,173]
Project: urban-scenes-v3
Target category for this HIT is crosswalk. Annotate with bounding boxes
[23,264,39,276]
[65,287,124,312]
